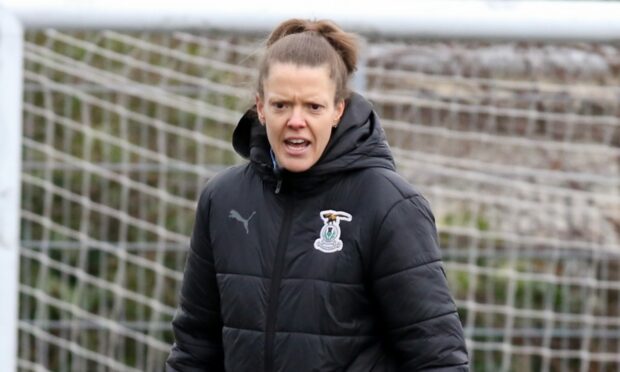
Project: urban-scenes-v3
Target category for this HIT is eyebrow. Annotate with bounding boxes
[267,95,329,104]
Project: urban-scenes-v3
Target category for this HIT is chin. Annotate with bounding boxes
[280,159,314,173]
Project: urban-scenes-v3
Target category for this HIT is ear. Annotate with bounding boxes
[334,99,345,122]
[255,94,265,125]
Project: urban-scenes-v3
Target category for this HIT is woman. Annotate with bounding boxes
[167,19,468,371]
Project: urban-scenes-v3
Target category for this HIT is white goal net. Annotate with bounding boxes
[19,28,620,372]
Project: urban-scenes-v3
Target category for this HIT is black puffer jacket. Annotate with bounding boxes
[167,93,468,371]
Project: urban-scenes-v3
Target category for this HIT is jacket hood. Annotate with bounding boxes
[232,92,395,190]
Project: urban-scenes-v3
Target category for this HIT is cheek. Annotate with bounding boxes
[265,126,278,145]
[315,124,334,149]
[264,121,286,149]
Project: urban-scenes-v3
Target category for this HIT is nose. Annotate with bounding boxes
[286,106,306,129]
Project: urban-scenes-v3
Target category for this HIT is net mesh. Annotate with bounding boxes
[19,29,620,371]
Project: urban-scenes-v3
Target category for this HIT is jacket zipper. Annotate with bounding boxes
[264,199,295,372]
[275,179,282,194]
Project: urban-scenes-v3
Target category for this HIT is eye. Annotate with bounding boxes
[309,103,323,111]
[272,101,287,110]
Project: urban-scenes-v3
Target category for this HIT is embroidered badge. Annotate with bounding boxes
[313,210,352,253]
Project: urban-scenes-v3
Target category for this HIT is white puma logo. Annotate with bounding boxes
[229,210,256,234]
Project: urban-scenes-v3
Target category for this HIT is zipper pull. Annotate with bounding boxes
[275,179,282,194]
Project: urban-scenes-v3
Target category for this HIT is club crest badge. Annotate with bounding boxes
[314,210,352,253]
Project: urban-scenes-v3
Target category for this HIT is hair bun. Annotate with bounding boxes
[265,19,308,47]
[266,19,358,74]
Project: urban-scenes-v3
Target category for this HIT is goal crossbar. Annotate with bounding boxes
[3,0,620,40]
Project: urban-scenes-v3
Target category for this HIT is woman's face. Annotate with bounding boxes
[256,63,345,173]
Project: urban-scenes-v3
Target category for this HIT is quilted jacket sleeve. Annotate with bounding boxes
[371,195,469,371]
[166,190,224,371]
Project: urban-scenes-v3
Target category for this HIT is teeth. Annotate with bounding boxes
[288,139,305,144]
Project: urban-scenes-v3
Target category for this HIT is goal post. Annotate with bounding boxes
[3,1,620,371]
[0,8,23,372]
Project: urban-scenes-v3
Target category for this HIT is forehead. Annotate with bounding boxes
[263,63,336,100]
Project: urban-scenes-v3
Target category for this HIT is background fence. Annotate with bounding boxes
[3,2,620,371]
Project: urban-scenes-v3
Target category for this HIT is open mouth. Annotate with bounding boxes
[284,138,310,153]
